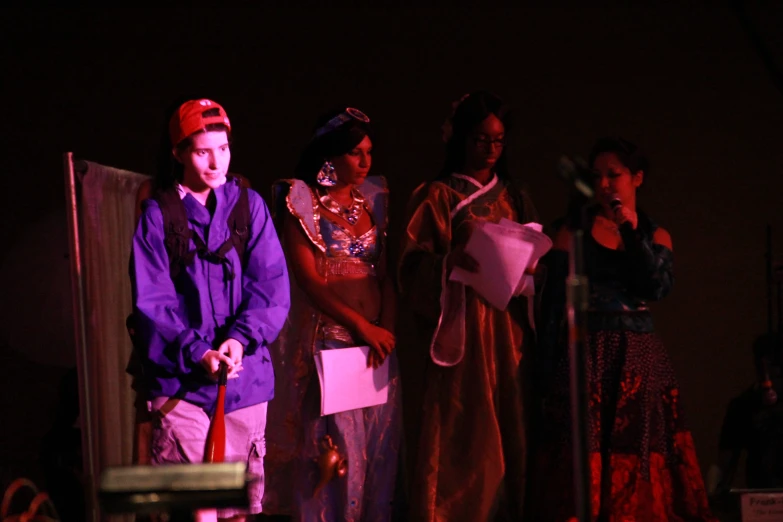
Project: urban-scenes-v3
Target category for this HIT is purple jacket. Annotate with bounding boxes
[130,178,290,414]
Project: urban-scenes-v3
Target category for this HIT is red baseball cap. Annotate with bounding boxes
[169,99,231,146]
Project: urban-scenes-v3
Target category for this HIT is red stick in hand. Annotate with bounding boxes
[204,363,228,463]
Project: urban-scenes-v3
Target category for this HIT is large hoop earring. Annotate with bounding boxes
[316,161,337,187]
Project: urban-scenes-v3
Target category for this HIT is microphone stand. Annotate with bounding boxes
[559,156,593,522]
[567,206,591,522]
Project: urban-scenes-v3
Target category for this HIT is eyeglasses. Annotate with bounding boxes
[313,107,371,138]
[472,136,505,149]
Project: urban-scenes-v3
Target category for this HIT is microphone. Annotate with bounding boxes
[558,155,595,199]
[609,194,634,235]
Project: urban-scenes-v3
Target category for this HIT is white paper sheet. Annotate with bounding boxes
[449,220,552,310]
[314,346,390,416]
[498,219,551,261]
[498,220,552,297]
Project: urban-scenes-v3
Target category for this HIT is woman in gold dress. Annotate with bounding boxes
[398,91,540,522]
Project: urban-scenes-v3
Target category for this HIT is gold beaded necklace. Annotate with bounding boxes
[318,188,365,226]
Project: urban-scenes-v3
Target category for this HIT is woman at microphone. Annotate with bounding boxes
[530,137,716,521]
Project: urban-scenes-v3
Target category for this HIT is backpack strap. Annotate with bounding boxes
[153,187,193,280]
[226,186,251,265]
[153,182,251,281]
[199,185,251,280]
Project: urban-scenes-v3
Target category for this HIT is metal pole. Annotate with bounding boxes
[567,221,591,522]
[778,274,782,335]
[64,152,98,522]
[767,225,773,333]
[558,155,593,522]
[774,226,782,334]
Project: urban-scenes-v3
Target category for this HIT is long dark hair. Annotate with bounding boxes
[294,106,374,186]
[438,91,529,219]
[154,97,232,190]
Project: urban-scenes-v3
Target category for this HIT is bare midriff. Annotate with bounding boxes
[321,271,382,328]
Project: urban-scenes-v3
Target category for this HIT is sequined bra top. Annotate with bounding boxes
[318,214,381,277]
[319,216,380,260]
[274,177,389,278]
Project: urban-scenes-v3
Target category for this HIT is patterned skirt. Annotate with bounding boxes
[528,329,717,522]
[294,325,403,522]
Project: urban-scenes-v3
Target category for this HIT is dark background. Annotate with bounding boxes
[1,4,782,514]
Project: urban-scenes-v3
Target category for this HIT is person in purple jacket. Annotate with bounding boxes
[130,98,290,522]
